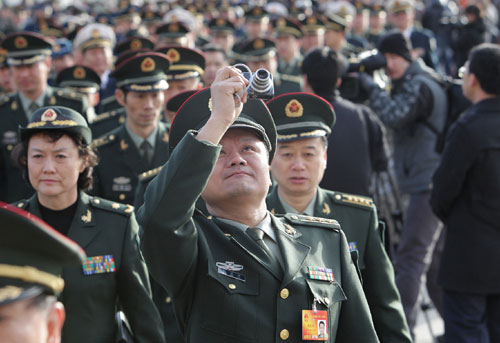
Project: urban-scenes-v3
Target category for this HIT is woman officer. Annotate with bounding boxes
[12,106,165,343]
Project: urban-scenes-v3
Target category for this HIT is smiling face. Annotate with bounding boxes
[271,137,327,198]
[202,128,271,207]
[27,133,84,206]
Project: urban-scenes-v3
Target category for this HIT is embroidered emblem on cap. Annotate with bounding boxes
[285,99,303,118]
[166,48,180,63]
[130,39,142,50]
[216,18,226,26]
[14,36,28,49]
[82,255,116,275]
[169,23,179,32]
[73,67,86,79]
[141,57,155,72]
[253,39,264,50]
[91,29,100,39]
[41,109,57,122]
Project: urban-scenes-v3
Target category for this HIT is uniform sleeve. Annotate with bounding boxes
[336,230,380,343]
[116,212,166,343]
[361,206,412,343]
[137,131,221,296]
[431,122,475,221]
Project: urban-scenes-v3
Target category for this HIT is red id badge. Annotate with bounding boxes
[302,310,328,341]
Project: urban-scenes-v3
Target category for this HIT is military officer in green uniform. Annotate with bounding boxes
[300,15,327,53]
[0,202,86,343]
[265,92,412,343]
[0,32,90,203]
[137,66,380,342]
[91,52,171,206]
[239,38,303,96]
[273,17,304,77]
[324,3,364,58]
[12,105,165,343]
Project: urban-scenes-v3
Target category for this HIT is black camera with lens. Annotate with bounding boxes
[234,64,274,100]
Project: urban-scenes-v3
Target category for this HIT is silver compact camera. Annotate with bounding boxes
[234,64,274,100]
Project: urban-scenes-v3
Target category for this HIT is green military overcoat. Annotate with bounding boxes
[138,132,380,343]
[15,192,165,343]
[267,187,412,343]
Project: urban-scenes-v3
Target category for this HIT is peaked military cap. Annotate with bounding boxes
[51,38,72,58]
[166,89,198,113]
[55,65,101,92]
[155,21,190,38]
[115,48,152,67]
[169,88,277,162]
[19,106,92,145]
[113,5,141,22]
[324,1,356,32]
[273,17,303,38]
[0,202,86,305]
[208,17,236,33]
[245,6,270,21]
[1,32,52,66]
[300,15,327,33]
[240,38,277,62]
[73,23,116,51]
[141,9,162,24]
[111,52,170,92]
[114,36,155,56]
[388,0,414,14]
[266,92,335,142]
[155,46,205,80]
[95,13,113,25]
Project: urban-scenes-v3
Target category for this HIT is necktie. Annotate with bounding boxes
[246,227,283,277]
[140,140,152,165]
[29,102,39,114]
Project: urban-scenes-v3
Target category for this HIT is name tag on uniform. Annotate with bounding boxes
[216,261,246,282]
[302,310,328,340]
[307,266,334,282]
[82,255,116,276]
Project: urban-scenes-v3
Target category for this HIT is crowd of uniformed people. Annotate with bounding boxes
[1,0,500,342]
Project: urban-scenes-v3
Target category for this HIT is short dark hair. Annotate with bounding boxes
[468,43,500,95]
[201,43,227,59]
[301,47,340,94]
[12,130,98,191]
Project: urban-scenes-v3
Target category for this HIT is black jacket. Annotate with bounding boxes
[431,97,500,293]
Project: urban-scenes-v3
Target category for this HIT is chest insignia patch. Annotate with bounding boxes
[216,261,246,282]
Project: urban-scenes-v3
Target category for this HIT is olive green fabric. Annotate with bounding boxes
[15,192,165,343]
[137,132,380,343]
[267,187,412,343]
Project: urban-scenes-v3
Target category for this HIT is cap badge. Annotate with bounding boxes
[285,99,303,118]
[254,8,262,15]
[171,15,178,22]
[254,39,264,49]
[98,17,107,24]
[14,36,28,49]
[91,29,101,39]
[307,17,317,25]
[277,18,286,27]
[53,44,61,52]
[216,18,225,26]
[169,23,179,32]
[166,48,180,63]
[41,109,57,122]
[73,67,86,79]
[146,11,153,19]
[130,39,142,50]
[141,57,155,72]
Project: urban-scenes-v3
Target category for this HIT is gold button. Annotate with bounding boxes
[280,288,289,299]
[324,297,330,305]
[165,296,171,304]
[119,194,125,200]
[280,329,289,340]
[228,283,236,290]
[6,144,12,151]
[93,199,100,204]
[291,215,298,220]
[17,202,24,207]
[335,194,341,200]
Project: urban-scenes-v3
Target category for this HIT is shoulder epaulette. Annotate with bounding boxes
[284,213,340,231]
[92,109,124,124]
[332,192,373,209]
[139,166,163,182]
[100,95,116,105]
[0,93,14,106]
[56,89,85,101]
[90,132,117,149]
[280,73,303,84]
[89,197,134,216]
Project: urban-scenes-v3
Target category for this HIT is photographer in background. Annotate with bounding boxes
[358,30,446,338]
[302,47,388,197]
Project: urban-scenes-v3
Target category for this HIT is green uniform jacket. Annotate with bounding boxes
[278,55,303,77]
[267,187,412,343]
[91,122,170,205]
[90,107,126,139]
[0,87,89,203]
[14,192,165,343]
[274,72,303,96]
[138,132,380,343]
